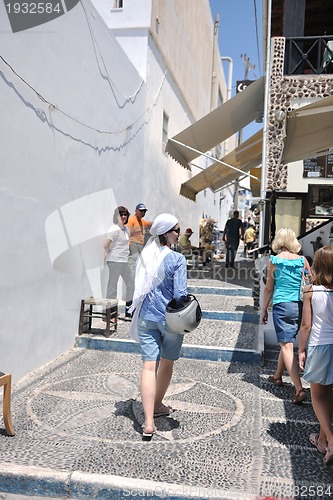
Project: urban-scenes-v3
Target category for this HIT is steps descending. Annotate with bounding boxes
[182,282,262,363]
[75,272,262,364]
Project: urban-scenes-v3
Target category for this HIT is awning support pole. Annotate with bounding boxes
[259,0,272,248]
[169,138,260,181]
[189,162,250,191]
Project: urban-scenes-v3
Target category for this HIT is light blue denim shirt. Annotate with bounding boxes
[270,255,304,304]
[139,251,188,323]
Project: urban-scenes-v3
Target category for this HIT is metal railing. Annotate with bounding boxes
[284,36,333,75]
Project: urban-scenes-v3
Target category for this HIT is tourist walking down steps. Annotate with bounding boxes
[261,227,311,404]
[129,213,187,441]
[298,246,333,465]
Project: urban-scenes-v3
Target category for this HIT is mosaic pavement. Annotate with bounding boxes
[1,349,333,499]
[1,256,333,499]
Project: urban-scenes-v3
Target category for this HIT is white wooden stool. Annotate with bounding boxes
[78,297,118,338]
[0,372,15,436]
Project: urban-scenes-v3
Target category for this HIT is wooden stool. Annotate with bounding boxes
[78,297,118,338]
[0,372,15,436]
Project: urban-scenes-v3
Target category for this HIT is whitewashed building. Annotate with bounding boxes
[0,0,231,380]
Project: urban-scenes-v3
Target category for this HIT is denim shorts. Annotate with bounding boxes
[137,318,184,361]
[303,344,333,385]
[272,301,302,343]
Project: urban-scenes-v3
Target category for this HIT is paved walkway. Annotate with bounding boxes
[0,256,332,499]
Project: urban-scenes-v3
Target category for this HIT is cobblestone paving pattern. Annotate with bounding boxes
[112,318,259,350]
[182,319,258,350]
[260,347,333,499]
[188,260,256,289]
[1,347,333,499]
[192,294,255,312]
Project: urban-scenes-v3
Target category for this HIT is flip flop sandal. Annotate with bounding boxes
[268,375,283,386]
[153,404,173,418]
[323,446,333,465]
[142,424,156,441]
[309,433,326,454]
[292,389,307,404]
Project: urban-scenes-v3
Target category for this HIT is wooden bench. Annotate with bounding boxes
[78,297,118,338]
[0,372,15,436]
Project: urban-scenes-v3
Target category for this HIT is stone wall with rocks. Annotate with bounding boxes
[265,37,333,191]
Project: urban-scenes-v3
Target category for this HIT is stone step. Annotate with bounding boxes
[75,311,262,364]
[105,317,258,347]
[188,268,255,289]
[183,318,259,349]
[75,275,262,363]
[188,285,252,296]
[202,310,258,323]
[196,293,255,313]
[75,327,262,364]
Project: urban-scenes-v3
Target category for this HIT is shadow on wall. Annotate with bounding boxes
[45,188,117,299]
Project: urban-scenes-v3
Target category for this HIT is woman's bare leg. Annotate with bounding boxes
[154,357,174,411]
[141,360,158,433]
[311,384,333,449]
[273,349,286,379]
[280,342,303,393]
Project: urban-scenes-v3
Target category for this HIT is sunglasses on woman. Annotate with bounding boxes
[169,227,180,234]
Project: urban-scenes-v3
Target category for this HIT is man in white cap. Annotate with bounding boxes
[126,203,152,275]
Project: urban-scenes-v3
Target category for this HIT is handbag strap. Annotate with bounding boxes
[302,257,312,279]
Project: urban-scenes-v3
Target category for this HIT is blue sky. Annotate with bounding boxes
[209,0,263,139]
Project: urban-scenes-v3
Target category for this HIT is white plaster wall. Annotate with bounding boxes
[0,0,146,381]
[91,0,152,28]
[93,0,218,120]
[92,0,230,231]
[140,14,228,236]
[90,0,151,81]
[150,0,215,120]
[0,0,230,382]
[139,39,223,242]
[106,29,149,80]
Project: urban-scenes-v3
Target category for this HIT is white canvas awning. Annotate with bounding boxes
[176,91,333,202]
[180,130,263,201]
[282,95,333,163]
[165,77,265,169]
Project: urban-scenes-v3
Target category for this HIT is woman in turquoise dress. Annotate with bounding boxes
[261,228,311,404]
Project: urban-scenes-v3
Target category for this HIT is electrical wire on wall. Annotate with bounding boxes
[79,0,144,108]
[0,0,172,153]
[0,52,167,153]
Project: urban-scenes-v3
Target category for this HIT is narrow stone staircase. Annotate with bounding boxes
[75,260,262,364]
[183,281,262,363]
